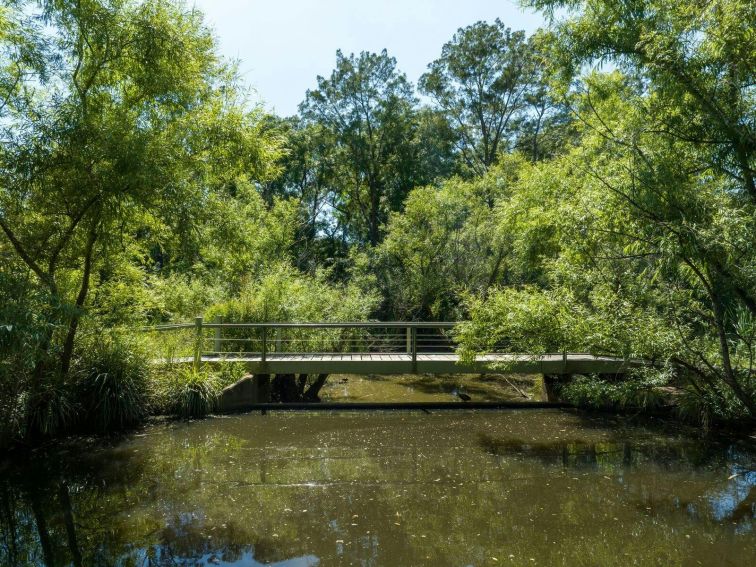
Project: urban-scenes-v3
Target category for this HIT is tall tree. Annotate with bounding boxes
[299,49,421,246]
[420,19,531,175]
[370,160,520,320]
[261,116,345,274]
[529,0,755,200]
[0,1,279,388]
[514,31,577,161]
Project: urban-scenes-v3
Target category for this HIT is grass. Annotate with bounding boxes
[154,366,222,419]
[73,334,151,432]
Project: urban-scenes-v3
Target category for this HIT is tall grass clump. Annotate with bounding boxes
[674,383,756,429]
[156,366,221,419]
[73,333,151,432]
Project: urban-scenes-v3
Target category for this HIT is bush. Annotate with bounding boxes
[73,334,151,432]
[215,361,248,388]
[0,352,32,448]
[204,263,379,355]
[22,379,77,440]
[675,382,756,428]
[559,372,668,411]
[158,366,221,419]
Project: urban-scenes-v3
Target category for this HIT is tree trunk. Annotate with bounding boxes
[304,374,329,402]
[270,373,329,402]
[60,225,98,376]
[711,297,756,416]
[271,374,300,402]
[254,374,271,403]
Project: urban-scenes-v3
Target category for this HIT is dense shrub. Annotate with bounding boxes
[156,366,221,419]
[0,270,60,446]
[73,334,151,432]
[558,374,668,412]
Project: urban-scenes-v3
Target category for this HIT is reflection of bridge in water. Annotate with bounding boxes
[150,319,640,377]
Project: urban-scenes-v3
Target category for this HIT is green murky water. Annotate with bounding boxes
[319,374,535,403]
[1,410,754,566]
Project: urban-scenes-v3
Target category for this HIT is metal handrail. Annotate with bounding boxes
[145,321,457,331]
[142,319,461,371]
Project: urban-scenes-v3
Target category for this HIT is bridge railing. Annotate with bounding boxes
[142,319,473,367]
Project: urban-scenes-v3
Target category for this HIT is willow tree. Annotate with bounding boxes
[0,1,280,387]
[460,0,756,418]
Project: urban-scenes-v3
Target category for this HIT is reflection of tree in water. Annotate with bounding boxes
[478,431,756,526]
[1,414,754,566]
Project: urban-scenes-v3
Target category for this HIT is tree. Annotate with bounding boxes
[261,116,347,275]
[0,0,280,423]
[514,31,577,161]
[526,0,756,415]
[459,67,756,418]
[420,19,532,175]
[529,0,755,200]
[299,49,423,246]
[369,158,523,320]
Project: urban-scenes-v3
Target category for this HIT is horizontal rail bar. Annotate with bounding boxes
[149,321,459,330]
[141,324,196,332]
[195,352,626,358]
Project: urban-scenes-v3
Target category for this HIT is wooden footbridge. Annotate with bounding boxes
[149,319,638,376]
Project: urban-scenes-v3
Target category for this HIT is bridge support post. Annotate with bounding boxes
[261,326,267,362]
[256,374,271,403]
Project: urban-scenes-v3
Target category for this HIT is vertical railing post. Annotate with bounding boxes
[406,326,411,354]
[213,316,223,354]
[193,316,203,372]
[261,325,267,362]
[411,325,417,371]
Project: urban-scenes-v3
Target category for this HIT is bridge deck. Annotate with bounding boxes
[178,353,636,375]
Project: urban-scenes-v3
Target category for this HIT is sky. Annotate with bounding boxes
[191,0,546,116]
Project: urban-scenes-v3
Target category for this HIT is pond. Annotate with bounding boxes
[1,409,754,566]
[318,373,537,403]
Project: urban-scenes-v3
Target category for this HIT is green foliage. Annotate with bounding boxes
[206,263,378,324]
[0,0,283,376]
[158,366,221,419]
[215,361,248,389]
[22,380,77,440]
[457,67,756,419]
[420,20,540,172]
[73,333,151,432]
[299,49,438,245]
[558,374,668,412]
[370,161,519,319]
[0,268,57,446]
[2,0,755,442]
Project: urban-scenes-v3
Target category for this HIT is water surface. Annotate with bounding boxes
[1,410,754,566]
